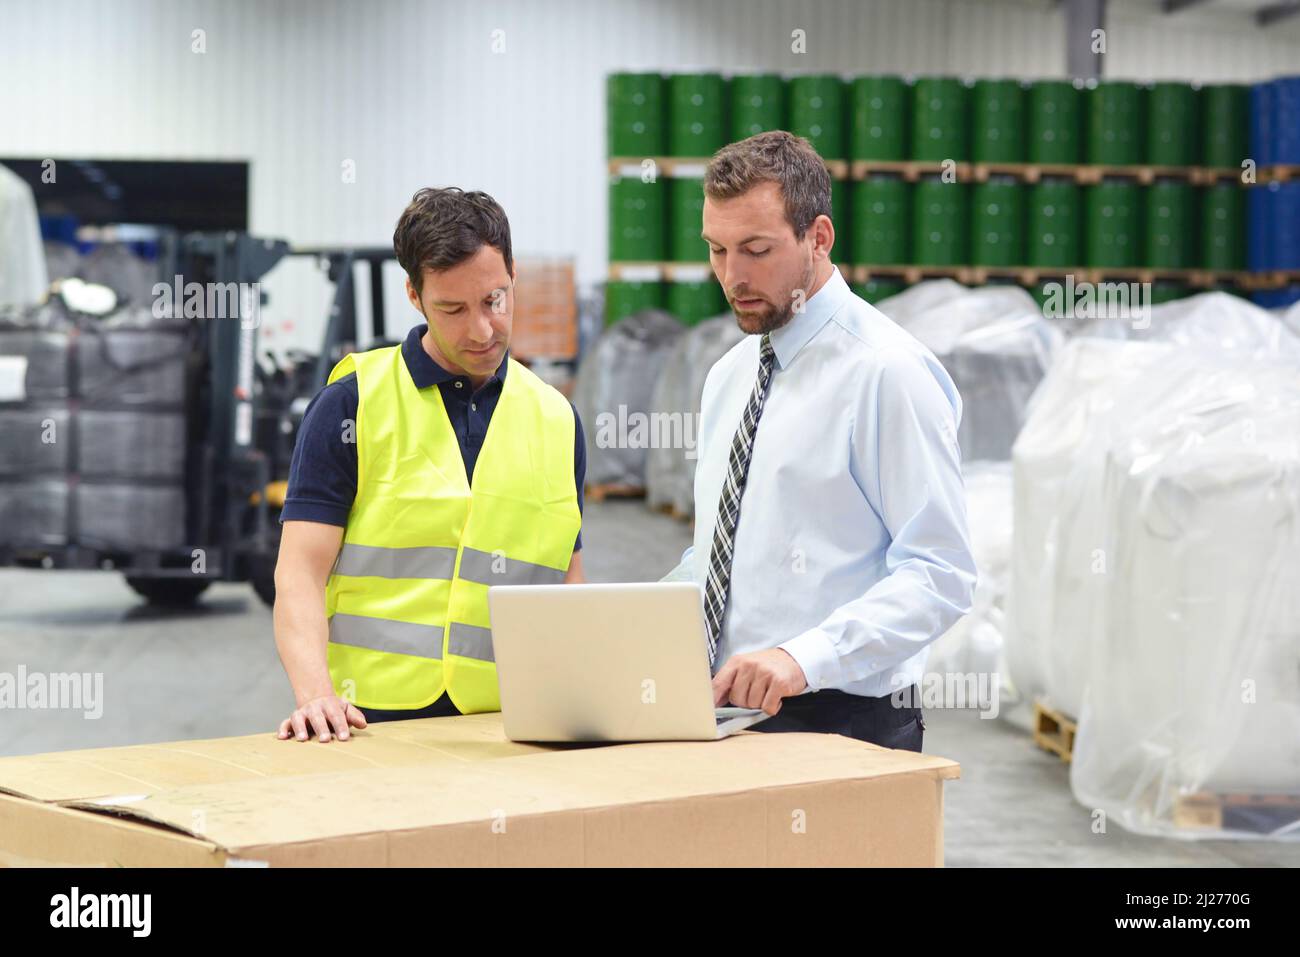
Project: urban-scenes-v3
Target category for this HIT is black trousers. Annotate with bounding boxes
[752,686,925,752]
[357,692,460,724]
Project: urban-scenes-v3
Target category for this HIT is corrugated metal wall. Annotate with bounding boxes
[1,0,1297,350]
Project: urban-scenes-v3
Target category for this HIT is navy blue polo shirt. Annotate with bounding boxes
[281,324,584,551]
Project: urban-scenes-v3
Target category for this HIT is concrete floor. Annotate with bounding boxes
[1,499,1293,866]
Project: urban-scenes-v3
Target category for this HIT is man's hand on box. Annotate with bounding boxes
[712,649,807,715]
[277,694,367,742]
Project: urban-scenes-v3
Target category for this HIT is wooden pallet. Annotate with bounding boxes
[1259,164,1300,184]
[585,482,646,503]
[1032,700,1077,764]
[852,159,971,183]
[1173,792,1300,835]
[650,501,693,523]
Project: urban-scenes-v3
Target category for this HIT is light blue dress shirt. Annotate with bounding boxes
[675,266,977,699]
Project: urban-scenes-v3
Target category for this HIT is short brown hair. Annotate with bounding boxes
[393,187,514,295]
[703,131,832,238]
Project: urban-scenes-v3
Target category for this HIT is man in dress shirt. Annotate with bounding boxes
[666,131,977,751]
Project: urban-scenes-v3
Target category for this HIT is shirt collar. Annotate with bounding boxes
[401,323,509,390]
[767,265,851,370]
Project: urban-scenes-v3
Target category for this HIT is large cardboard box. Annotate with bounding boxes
[0,714,959,867]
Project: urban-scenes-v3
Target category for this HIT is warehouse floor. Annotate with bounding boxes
[1,499,1293,866]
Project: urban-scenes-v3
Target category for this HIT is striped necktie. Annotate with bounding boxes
[703,332,777,667]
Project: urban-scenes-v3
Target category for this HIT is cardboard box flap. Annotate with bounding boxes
[60,727,959,852]
[0,713,547,803]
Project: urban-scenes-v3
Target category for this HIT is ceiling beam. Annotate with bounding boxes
[1257,2,1300,26]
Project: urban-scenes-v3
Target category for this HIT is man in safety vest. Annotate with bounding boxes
[273,187,586,743]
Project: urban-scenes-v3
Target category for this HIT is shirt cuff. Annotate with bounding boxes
[779,627,843,693]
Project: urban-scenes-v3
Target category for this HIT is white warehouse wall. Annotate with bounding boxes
[1,0,1298,352]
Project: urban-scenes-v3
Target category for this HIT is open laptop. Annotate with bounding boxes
[487,581,769,742]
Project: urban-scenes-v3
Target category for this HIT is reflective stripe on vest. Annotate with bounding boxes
[457,547,567,586]
[334,543,458,580]
[330,612,444,659]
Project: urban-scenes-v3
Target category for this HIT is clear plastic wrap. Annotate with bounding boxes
[571,309,683,488]
[1067,290,1300,359]
[924,461,1017,713]
[877,283,1063,461]
[1010,337,1300,840]
[645,314,746,518]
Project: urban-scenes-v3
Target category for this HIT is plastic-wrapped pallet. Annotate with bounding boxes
[645,315,746,519]
[0,303,191,552]
[1068,291,1300,359]
[923,461,1017,715]
[1010,337,1300,839]
[571,309,683,489]
[879,283,1063,461]
[1007,339,1176,718]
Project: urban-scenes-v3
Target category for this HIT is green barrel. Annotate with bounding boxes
[831,178,851,262]
[1085,179,1142,267]
[1150,281,1188,305]
[1201,182,1245,270]
[1028,80,1082,164]
[1145,179,1195,269]
[668,177,707,262]
[852,279,906,304]
[972,79,1026,163]
[851,75,907,161]
[1202,84,1249,169]
[971,177,1025,266]
[912,77,970,162]
[789,74,846,159]
[607,73,665,157]
[609,176,666,261]
[911,176,968,265]
[1147,82,1199,167]
[851,176,909,265]
[731,74,785,140]
[1026,177,1082,267]
[605,281,664,326]
[669,73,727,157]
[666,280,725,325]
[1087,81,1145,165]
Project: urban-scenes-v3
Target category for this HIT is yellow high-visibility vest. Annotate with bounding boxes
[322,343,581,712]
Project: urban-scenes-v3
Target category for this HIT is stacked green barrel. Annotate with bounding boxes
[1086,179,1141,267]
[1202,182,1245,270]
[851,76,907,161]
[1028,80,1082,163]
[1202,84,1249,169]
[731,74,785,140]
[853,176,908,265]
[1027,178,1082,268]
[1086,80,1145,165]
[609,175,665,263]
[972,80,1025,163]
[605,281,664,327]
[666,280,725,325]
[669,73,727,156]
[971,177,1024,265]
[789,74,846,160]
[1145,178,1195,268]
[1147,83,1198,166]
[912,76,970,161]
[608,73,666,157]
[912,176,968,265]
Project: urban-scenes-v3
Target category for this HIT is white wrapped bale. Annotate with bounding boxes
[1010,337,1300,839]
[571,309,683,489]
[645,315,746,519]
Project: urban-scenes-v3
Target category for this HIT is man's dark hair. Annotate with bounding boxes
[393,187,514,295]
[703,130,832,238]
